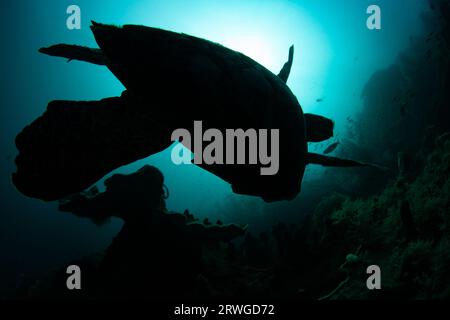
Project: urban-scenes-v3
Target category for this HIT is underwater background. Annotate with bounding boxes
[1,0,449,299]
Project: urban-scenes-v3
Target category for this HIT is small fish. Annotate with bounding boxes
[323,142,339,154]
[316,98,324,102]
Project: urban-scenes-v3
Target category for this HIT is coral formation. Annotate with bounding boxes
[20,137,450,299]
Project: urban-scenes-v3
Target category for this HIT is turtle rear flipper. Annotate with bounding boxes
[304,113,334,142]
[39,44,108,65]
[13,92,172,201]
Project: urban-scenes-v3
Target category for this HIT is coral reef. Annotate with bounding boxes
[20,165,247,299]
[329,0,450,197]
[19,136,450,299]
[268,134,450,299]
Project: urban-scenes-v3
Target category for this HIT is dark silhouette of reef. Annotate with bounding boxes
[20,165,247,299]
[18,135,450,299]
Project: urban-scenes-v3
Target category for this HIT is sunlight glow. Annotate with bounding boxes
[124,0,331,112]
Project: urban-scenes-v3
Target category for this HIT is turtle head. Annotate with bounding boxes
[304,113,334,142]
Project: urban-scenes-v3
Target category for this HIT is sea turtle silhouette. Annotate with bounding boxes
[13,22,378,202]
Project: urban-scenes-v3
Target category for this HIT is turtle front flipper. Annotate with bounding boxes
[13,91,173,201]
[278,45,294,83]
[306,152,388,170]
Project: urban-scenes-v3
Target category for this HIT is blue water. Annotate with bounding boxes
[0,0,427,295]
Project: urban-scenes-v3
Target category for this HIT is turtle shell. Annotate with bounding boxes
[91,23,307,201]
[13,23,307,202]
